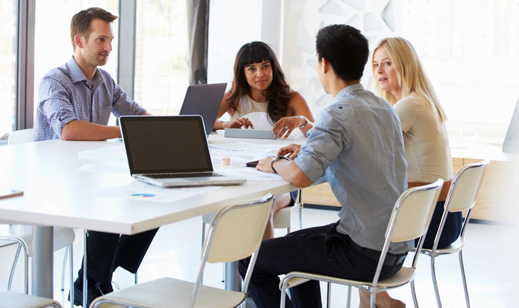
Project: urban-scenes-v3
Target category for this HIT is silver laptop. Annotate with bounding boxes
[119,115,246,187]
[179,83,227,136]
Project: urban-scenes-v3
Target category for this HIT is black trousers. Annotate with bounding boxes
[239,223,404,308]
[77,228,158,286]
[418,201,463,249]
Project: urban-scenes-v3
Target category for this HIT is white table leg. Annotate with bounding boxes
[224,261,241,291]
[31,226,54,297]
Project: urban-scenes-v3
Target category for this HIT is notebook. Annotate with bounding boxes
[179,83,227,136]
[119,115,246,187]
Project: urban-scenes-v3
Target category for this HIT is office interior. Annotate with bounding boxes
[1,0,518,307]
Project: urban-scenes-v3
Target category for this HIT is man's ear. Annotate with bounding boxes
[321,58,330,74]
[74,34,83,49]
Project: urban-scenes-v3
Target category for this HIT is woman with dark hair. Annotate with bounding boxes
[214,41,315,239]
[214,41,314,139]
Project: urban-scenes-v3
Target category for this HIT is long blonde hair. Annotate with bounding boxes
[372,37,447,123]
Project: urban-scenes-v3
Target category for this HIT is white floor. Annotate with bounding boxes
[1,207,518,307]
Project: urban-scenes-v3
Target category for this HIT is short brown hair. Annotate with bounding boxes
[70,7,117,51]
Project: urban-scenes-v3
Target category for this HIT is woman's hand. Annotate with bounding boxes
[223,118,254,129]
[272,116,307,139]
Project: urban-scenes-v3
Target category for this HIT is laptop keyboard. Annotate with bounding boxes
[145,172,223,179]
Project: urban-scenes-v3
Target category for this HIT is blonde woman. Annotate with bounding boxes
[359,37,462,308]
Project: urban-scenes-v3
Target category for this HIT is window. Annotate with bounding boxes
[134,0,189,115]
[280,0,518,148]
[33,1,119,114]
[398,0,519,148]
[0,0,17,139]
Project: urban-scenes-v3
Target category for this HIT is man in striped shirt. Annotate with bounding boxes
[34,8,156,307]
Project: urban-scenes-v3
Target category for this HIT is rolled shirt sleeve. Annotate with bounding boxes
[295,106,348,183]
[37,76,79,140]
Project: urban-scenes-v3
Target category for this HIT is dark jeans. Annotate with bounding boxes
[239,223,405,308]
[417,201,463,249]
[76,228,158,287]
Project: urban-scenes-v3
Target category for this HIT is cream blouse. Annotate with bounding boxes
[393,93,453,182]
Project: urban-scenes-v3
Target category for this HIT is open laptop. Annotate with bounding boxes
[179,83,227,136]
[119,115,246,187]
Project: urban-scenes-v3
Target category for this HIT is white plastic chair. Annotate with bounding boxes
[90,193,274,308]
[418,159,489,308]
[201,189,304,244]
[279,179,444,308]
[1,128,75,307]
[0,290,63,308]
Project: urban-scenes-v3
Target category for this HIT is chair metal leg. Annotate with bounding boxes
[326,282,332,308]
[370,291,376,308]
[61,245,69,291]
[134,271,138,284]
[458,251,471,308]
[430,255,442,308]
[295,189,303,229]
[411,280,419,308]
[7,242,22,291]
[346,286,352,308]
[201,222,206,250]
[23,246,29,294]
[69,244,74,308]
[83,230,88,308]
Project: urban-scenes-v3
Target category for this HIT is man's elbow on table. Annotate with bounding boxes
[281,162,313,188]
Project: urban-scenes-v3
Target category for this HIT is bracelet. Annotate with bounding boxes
[299,116,308,128]
[271,155,289,174]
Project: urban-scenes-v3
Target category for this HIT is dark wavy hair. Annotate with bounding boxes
[227,41,291,124]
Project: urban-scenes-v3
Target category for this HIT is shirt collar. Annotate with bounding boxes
[65,56,103,86]
[336,83,365,98]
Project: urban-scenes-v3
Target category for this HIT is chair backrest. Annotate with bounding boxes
[190,193,274,308]
[446,159,489,213]
[389,179,444,243]
[8,128,34,145]
[430,159,490,250]
[372,179,443,285]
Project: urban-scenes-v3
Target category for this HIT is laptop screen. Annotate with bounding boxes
[179,83,227,136]
[120,116,213,174]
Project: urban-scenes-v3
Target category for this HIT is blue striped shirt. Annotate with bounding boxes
[34,56,146,141]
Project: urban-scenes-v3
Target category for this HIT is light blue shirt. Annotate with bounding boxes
[295,84,410,254]
[34,56,146,141]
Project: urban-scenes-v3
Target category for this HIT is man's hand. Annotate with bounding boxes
[277,144,301,160]
[256,156,276,173]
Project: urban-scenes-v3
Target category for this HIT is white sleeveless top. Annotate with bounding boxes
[231,95,274,130]
[393,93,453,182]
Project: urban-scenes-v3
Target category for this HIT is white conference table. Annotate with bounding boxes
[0,131,305,298]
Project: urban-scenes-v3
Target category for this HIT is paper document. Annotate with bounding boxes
[217,167,283,180]
[79,145,127,160]
[99,181,222,203]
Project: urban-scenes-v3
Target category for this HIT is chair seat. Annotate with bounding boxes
[0,290,62,308]
[281,267,416,290]
[419,237,464,257]
[0,225,75,254]
[92,277,246,308]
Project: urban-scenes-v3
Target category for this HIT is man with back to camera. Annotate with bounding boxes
[34,7,156,307]
[238,25,410,308]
